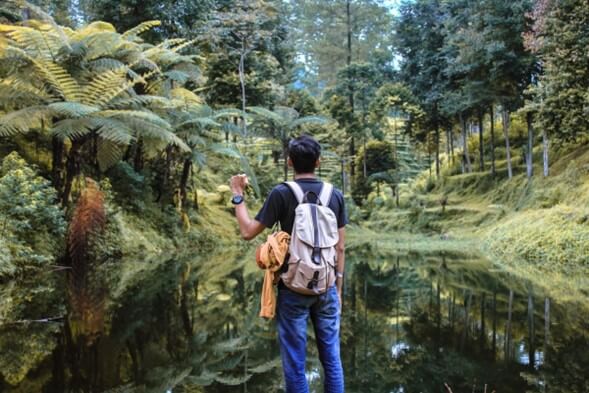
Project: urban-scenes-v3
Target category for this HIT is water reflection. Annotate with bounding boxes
[341,253,589,393]
[1,247,588,392]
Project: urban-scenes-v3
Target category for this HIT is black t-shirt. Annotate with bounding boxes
[255,178,348,234]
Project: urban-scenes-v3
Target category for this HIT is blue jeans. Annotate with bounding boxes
[276,285,344,393]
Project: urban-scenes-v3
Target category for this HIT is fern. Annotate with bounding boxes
[50,118,94,140]
[83,68,134,107]
[121,20,161,39]
[0,106,47,136]
[48,102,99,118]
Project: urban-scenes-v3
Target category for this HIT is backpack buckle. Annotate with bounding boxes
[312,247,321,265]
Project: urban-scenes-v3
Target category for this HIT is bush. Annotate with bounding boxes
[352,140,395,204]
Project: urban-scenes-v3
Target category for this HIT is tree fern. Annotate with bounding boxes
[0,106,47,136]
[121,20,161,40]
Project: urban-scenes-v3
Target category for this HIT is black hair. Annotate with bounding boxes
[288,135,321,174]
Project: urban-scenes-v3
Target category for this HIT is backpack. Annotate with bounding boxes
[280,181,339,295]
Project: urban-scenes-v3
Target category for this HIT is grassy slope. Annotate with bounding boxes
[356,138,589,299]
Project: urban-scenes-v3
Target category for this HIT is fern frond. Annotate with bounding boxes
[122,21,161,39]
[274,106,299,122]
[289,115,328,129]
[170,88,202,104]
[97,110,171,130]
[74,21,116,38]
[107,95,171,110]
[164,70,189,84]
[214,108,243,119]
[0,24,61,60]
[83,68,134,107]
[50,118,94,140]
[48,102,100,118]
[247,106,283,124]
[155,38,187,49]
[0,106,48,136]
[177,118,220,129]
[79,31,124,61]
[169,39,196,54]
[214,373,252,386]
[97,138,125,172]
[248,357,281,374]
[90,117,134,144]
[0,77,52,104]
[35,59,82,101]
[210,143,241,159]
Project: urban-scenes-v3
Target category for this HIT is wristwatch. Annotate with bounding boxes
[231,194,244,205]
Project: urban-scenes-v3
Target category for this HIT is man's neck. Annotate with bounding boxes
[294,172,317,180]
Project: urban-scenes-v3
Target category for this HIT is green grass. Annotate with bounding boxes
[358,138,589,279]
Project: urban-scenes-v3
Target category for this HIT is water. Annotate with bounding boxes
[1,245,588,392]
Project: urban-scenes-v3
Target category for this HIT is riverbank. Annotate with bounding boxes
[356,140,589,280]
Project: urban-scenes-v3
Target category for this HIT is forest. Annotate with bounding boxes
[0,0,587,392]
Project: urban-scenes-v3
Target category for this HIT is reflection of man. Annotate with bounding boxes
[230,135,347,393]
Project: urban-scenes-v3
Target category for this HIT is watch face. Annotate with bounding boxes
[231,195,244,205]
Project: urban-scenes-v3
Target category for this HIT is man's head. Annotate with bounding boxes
[288,135,321,174]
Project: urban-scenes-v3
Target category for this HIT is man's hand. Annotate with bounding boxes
[230,174,249,196]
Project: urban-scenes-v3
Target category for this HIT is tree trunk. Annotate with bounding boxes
[526,112,534,179]
[52,136,64,193]
[449,127,455,164]
[435,122,440,178]
[239,39,248,138]
[492,291,497,361]
[505,289,514,360]
[480,293,486,353]
[460,291,472,352]
[341,159,346,196]
[62,140,82,207]
[133,138,144,172]
[460,113,472,173]
[283,144,289,181]
[490,106,496,177]
[346,0,355,180]
[363,138,367,178]
[179,158,192,211]
[478,110,485,171]
[528,293,535,369]
[542,127,549,177]
[502,109,513,179]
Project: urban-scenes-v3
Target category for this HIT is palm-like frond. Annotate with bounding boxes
[0,77,52,104]
[107,95,171,110]
[289,115,328,129]
[83,68,134,107]
[0,106,47,136]
[97,138,125,171]
[121,20,161,39]
[50,118,94,140]
[0,24,62,60]
[48,102,100,118]
[247,106,284,125]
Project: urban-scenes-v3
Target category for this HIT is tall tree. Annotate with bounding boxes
[396,0,448,178]
[481,0,535,179]
[532,0,588,177]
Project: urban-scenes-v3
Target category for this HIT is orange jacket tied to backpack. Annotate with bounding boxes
[255,231,290,319]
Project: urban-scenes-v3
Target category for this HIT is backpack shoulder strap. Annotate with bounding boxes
[318,182,333,207]
[284,181,304,204]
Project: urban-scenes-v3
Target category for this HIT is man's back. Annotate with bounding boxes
[255,178,347,234]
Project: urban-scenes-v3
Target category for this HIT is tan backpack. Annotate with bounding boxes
[280,181,339,295]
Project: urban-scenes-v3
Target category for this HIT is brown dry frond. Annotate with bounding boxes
[66,178,107,343]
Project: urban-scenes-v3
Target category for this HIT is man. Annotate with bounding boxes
[230,135,347,393]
